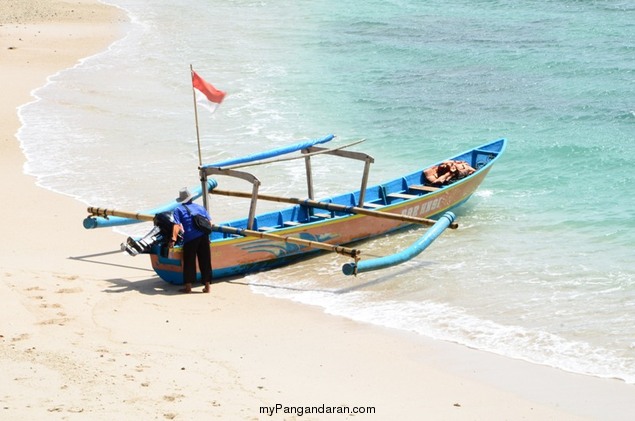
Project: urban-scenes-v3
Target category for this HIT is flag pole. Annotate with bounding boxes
[190,64,209,211]
[190,64,203,167]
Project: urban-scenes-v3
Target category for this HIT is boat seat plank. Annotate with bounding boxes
[258,226,276,231]
[410,184,440,193]
[313,212,332,219]
[283,221,301,227]
[364,202,384,209]
[387,192,418,200]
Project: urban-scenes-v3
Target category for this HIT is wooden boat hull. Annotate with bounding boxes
[151,139,505,283]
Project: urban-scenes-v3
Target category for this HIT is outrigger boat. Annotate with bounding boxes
[84,135,506,283]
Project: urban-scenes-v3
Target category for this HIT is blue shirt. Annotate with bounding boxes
[173,202,212,244]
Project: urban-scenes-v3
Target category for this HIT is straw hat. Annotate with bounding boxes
[176,187,194,203]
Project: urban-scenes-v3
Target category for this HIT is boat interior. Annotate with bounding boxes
[207,142,502,240]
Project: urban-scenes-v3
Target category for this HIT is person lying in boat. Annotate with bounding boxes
[424,160,476,185]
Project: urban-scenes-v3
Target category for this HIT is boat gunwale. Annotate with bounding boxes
[210,138,506,238]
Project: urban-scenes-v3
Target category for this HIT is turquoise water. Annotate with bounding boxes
[18,0,635,382]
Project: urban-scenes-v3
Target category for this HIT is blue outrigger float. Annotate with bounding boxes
[84,135,506,283]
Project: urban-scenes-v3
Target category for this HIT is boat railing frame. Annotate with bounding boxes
[301,146,375,206]
[199,143,375,230]
[199,167,261,230]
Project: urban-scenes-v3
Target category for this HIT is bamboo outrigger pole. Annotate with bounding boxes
[208,189,459,229]
[88,207,155,222]
[212,225,359,258]
[85,207,360,258]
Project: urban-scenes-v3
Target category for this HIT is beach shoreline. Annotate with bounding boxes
[1,1,634,419]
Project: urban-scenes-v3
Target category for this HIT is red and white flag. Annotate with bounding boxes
[191,70,226,113]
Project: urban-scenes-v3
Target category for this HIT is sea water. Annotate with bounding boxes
[18,0,635,383]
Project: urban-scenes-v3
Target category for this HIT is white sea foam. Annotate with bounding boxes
[249,275,635,383]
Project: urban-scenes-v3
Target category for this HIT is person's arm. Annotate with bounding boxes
[170,208,182,246]
[171,224,181,244]
[437,171,454,183]
[424,167,440,184]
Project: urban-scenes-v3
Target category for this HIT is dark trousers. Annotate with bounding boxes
[182,235,212,285]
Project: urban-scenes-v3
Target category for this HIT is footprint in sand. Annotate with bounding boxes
[56,287,82,294]
[135,364,150,372]
[55,274,79,281]
[11,333,30,342]
[162,394,185,402]
[39,317,70,326]
[39,303,62,309]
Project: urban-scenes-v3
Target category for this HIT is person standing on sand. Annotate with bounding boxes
[171,188,212,293]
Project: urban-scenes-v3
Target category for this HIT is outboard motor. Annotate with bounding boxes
[121,212,180,256]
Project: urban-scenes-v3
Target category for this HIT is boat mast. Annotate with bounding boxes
[190,64,209,211]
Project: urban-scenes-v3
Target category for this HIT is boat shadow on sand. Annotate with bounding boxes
[97,257,435,296]
[103,276,187,295]
[68,249,183,295]
[69,243,438,296]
